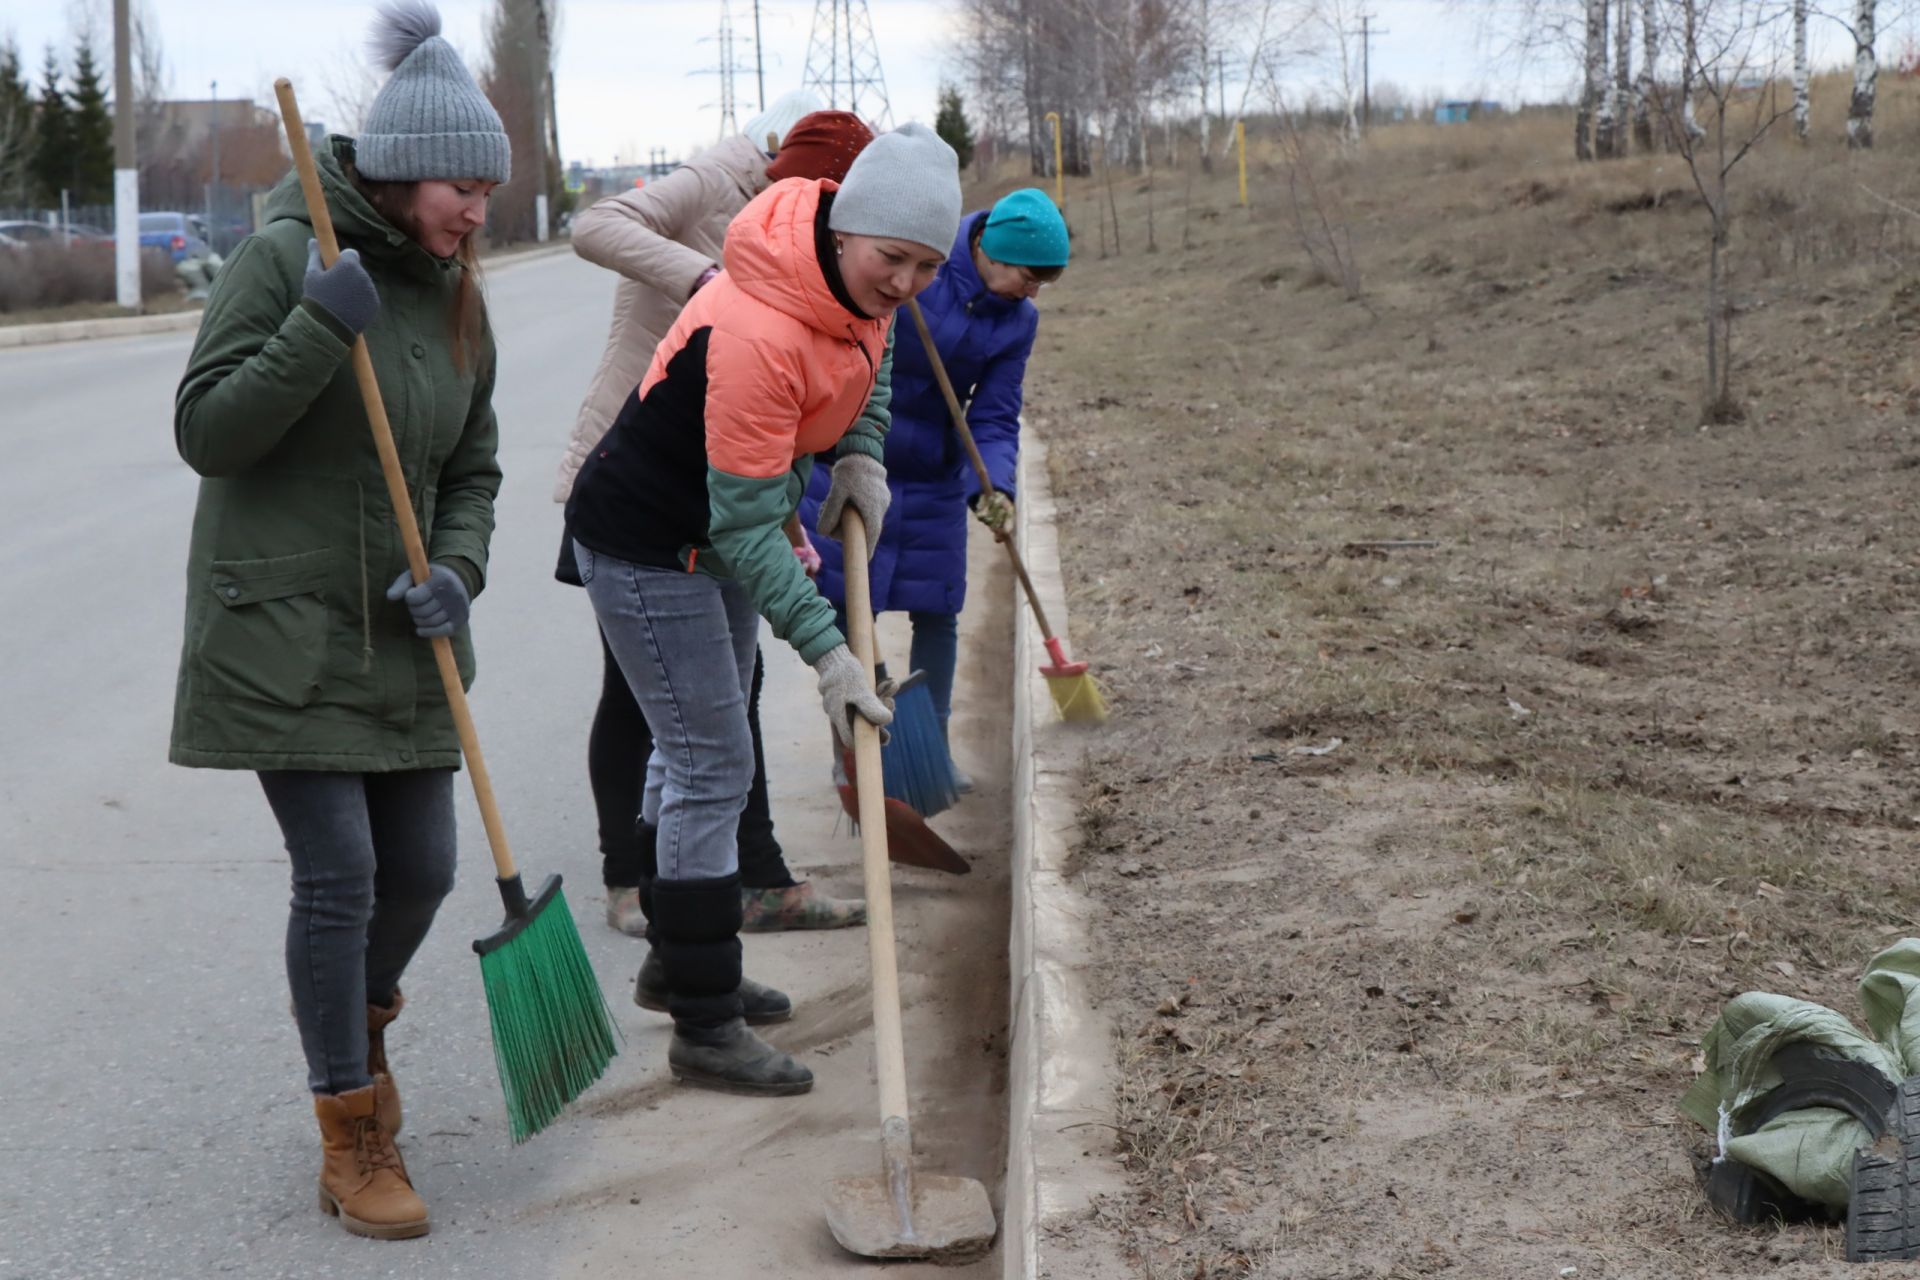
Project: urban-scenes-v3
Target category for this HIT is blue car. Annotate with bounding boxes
[138,212,213,264]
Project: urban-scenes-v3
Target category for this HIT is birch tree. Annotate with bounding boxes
[1634,0,1657,149]
[1578,0,1609,159]
[1611,0,1632,154]
[1848,0,1875,148]
[1791,0,1808,138]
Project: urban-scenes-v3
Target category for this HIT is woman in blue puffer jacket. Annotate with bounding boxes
[801,187,1068,788]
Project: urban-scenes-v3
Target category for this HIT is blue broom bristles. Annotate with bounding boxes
[881,681,961,817]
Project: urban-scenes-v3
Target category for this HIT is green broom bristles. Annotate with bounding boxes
[1046,670,1109,724]
[476,877,620,1143]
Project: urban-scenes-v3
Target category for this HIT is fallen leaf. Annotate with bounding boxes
[1756,880,1785,900]
[1453,909,1479,925]
[1771,959,1798,979]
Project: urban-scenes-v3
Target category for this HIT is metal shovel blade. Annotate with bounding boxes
[824,1171,997,1261]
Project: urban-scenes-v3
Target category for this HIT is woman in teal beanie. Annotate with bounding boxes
[800,186,1069,788]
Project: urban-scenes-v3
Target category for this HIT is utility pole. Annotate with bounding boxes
[208,79,220,247]
[112,0,139,310]
[1218,50,1227,125]
[1355,14,1388,131]
[752,0,765,112]
[531,0,550,242]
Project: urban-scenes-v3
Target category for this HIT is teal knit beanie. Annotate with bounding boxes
[979,188,1070,269]
[359,1,511,184]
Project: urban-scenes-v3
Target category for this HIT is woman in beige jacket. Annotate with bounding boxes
[555,106,874,939]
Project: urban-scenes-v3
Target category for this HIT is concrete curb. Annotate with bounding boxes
[1004,433,1124,1280]
[0,241,577,351]
[0,309,203,350]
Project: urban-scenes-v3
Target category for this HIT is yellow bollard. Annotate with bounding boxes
[1236,120,1248,207]
[1045,111,1064,207]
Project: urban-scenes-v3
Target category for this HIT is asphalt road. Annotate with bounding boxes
[0,249,1012,1279]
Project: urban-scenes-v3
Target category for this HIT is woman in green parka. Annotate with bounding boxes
[168,0,504,1242]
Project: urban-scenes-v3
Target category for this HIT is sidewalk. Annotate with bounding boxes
[0,240,575,350]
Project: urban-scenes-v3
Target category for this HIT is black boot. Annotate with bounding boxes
[652,873,812,1096]
[633,949,792,1024]
[669,1019,814,1096]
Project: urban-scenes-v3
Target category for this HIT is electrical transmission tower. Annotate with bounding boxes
[801,0,893,128]
[696,0,752,140]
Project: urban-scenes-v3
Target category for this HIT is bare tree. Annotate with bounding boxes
[1847,0,1875,147]
[1634,0,1657,148]
[1652,0,1791,420]
[1791,0,1808,137]
[955,0,1199,177]
[316,41,382,136]
[1611,0,1632,154]
[1578,0,1608,158]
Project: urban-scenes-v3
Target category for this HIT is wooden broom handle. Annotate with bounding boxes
[903,297,1060,644]
[275,79,519,883]
[838,508,911,1127]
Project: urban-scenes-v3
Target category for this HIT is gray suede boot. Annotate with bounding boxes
[668,1018,814,1096]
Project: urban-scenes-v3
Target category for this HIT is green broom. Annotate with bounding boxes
[276,79,618,1145]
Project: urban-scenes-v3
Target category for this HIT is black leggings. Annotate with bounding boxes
[590,629,792,890]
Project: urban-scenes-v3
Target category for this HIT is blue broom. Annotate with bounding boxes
[875,662,962,818]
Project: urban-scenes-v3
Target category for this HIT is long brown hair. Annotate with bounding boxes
[345,162,489,374]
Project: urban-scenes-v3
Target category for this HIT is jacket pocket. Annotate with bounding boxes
[198,549,333,707]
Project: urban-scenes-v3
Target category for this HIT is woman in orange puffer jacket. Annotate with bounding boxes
[565,123,962,1095]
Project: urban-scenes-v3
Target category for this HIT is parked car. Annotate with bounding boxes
[0,220,60,247]
[138,212,214,264]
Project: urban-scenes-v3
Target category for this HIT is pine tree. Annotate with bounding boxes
[29,46,71,207]
[0,37,35,207]
[935,84,975,172]
[67,31,115,204]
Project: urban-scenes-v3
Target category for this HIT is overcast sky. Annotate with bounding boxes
[3,0,1891,168]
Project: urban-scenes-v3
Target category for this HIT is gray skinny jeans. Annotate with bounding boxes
[258,769,458,1096]
[575,541,761,882]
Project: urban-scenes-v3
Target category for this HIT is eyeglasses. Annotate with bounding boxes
[987,255,1064,291]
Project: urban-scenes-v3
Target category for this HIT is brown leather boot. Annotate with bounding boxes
[366,991,404,1135]
[314,1081,429,1240]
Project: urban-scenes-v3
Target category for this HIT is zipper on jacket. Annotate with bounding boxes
[842,332,876,434]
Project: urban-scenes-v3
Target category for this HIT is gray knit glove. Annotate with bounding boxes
[386,564,470,638]
[812,644,894,748]
[815,453,890,557]
[303,239,380,336]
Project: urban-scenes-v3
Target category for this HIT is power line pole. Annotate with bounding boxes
[112,0,139,310]
[752,0,765,113]
[802,0,893,126]
[208,79,219,248]
[532,0,551,242]
[1355,14,1388,130]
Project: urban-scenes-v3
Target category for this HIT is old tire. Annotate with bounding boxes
[1848,1077,1920,1262]
[1709,1044,1896,1227]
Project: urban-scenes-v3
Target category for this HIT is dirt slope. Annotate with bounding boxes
[981,94,1920,1279]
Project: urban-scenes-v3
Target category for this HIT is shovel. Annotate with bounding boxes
[823,508,998,1261]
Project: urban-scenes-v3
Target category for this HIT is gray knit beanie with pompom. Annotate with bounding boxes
[358,0,511,183]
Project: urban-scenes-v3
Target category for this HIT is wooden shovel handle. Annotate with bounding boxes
[838,508,912,1127]
[274,79,518,883]
[903,297,1060,645]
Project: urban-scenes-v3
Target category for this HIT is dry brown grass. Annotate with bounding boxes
[988,73,1920,1279]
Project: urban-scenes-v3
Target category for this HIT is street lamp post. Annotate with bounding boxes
[208,79,220,249]
[112,0,140,310]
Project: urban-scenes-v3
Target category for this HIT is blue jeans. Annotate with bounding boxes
[835,606,959,730]
[577,542,760,883]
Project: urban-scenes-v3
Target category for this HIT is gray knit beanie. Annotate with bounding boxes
[827,122,961,254]
[359,0,511,184]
